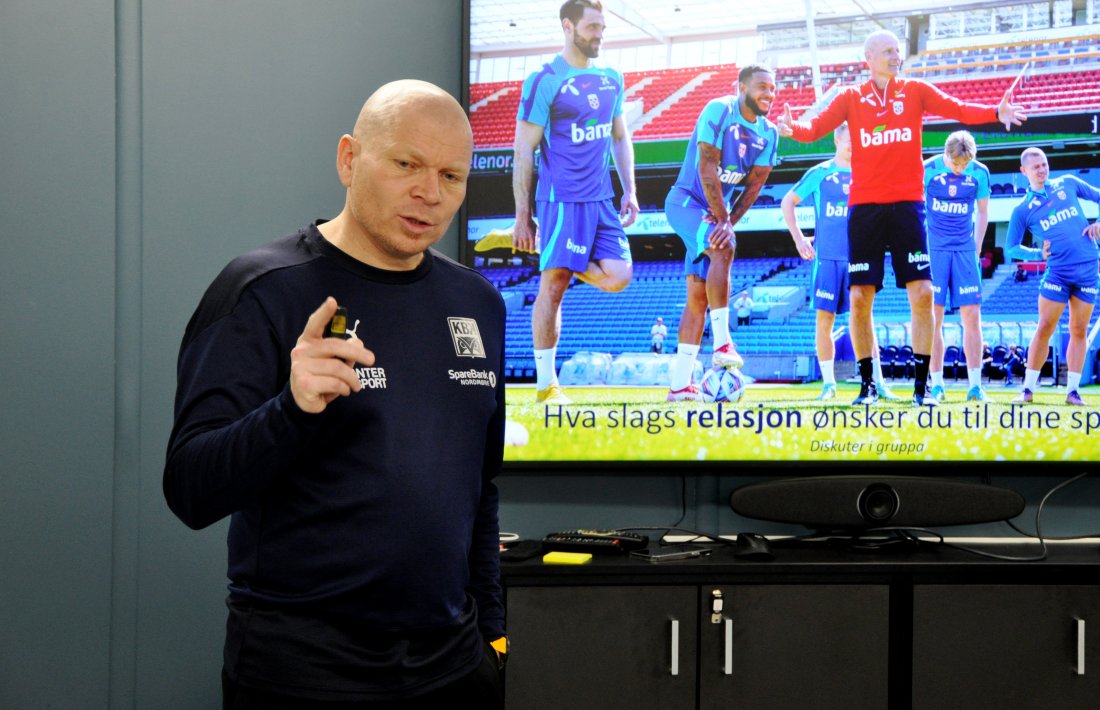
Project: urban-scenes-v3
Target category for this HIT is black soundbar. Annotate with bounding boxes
[729,476,1025,529]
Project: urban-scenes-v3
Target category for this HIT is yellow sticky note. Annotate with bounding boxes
[542,551,593,565]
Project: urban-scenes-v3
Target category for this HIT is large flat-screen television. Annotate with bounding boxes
[460,0,1100,469]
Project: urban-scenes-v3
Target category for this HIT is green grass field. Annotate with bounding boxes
[503,382,1100,463]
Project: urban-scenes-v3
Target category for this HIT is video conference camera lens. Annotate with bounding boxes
[858,483,900,523]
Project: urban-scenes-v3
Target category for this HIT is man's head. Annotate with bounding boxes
[833,122,852,163]
[334,80,472,268]
[738,64,776,119]
[943,130,977,175]
[561,0,604,60]
[864,30,903,80]
[1020,146,1049,189]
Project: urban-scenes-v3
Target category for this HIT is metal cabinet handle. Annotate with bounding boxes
[1078,618,1086,676]
[724,618,734,675]
[670,619,680,676]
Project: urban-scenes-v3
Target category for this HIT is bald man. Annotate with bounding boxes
[165,80,507,708]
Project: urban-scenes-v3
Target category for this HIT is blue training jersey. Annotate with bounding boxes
[671,95,779,208]
[790,159,851,262]
[517,55,623,203]
[923,155,991,252]
[1005,175,1100,268]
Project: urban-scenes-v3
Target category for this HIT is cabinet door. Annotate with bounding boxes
[913,585,1100,710]
[505,585,697,710]
[698,584,890,710]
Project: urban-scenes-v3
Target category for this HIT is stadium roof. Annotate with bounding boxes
[472,0,982,52]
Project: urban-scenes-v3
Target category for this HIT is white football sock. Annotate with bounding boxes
[534,348,558,391]
[671,344,700,391]
[710,308,730,348]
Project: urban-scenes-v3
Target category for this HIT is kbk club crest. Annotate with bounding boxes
[588,94,599,110]
[893,100,904,115]
[949,184,958,197]
[448,317,486,358]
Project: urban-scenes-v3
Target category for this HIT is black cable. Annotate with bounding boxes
[615,526,736,547]
[935,472,1092,561]
[667,474,688,529]
[1005,471,1093,540]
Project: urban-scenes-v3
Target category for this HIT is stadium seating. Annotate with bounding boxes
[879,344,898,378]
[497,256,823,380]
[986,344,1009,382]
[632,64,742,140]
[943,344,962,381]
[471,34,1100,149]
[894,345,915,380]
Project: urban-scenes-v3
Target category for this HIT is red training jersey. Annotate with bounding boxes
[790,77,998,206]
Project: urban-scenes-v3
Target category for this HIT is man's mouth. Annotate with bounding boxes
[400,215,435,231]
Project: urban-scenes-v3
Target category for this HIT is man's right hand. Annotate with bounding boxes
[290,297,375,414]
[776,104,795,138]
[512,217,540,254]
[793,234,816,261]
[708,219,736,251]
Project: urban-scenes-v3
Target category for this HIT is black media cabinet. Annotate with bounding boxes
[502,542,1100,710]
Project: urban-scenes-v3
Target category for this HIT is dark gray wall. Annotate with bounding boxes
[3,2,1098,709]
[1,1,118,706]
[1,1,463,707]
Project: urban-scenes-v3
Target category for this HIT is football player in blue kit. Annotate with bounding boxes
[496,0,638,405]
[781,122,899,402]
[923,130,991,403]
[1006,147,1100,405]
[664,64,777,401]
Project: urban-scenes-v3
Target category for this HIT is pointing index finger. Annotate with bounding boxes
[304,297,340,341]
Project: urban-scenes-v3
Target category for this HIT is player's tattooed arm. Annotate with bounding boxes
[697,141,728,222]
[697,141,736,250]
[728,165,773,228]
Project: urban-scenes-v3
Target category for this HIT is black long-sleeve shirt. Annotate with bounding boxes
[164,223,506,698]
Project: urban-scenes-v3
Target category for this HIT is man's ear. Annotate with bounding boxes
[336,134,357,187]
